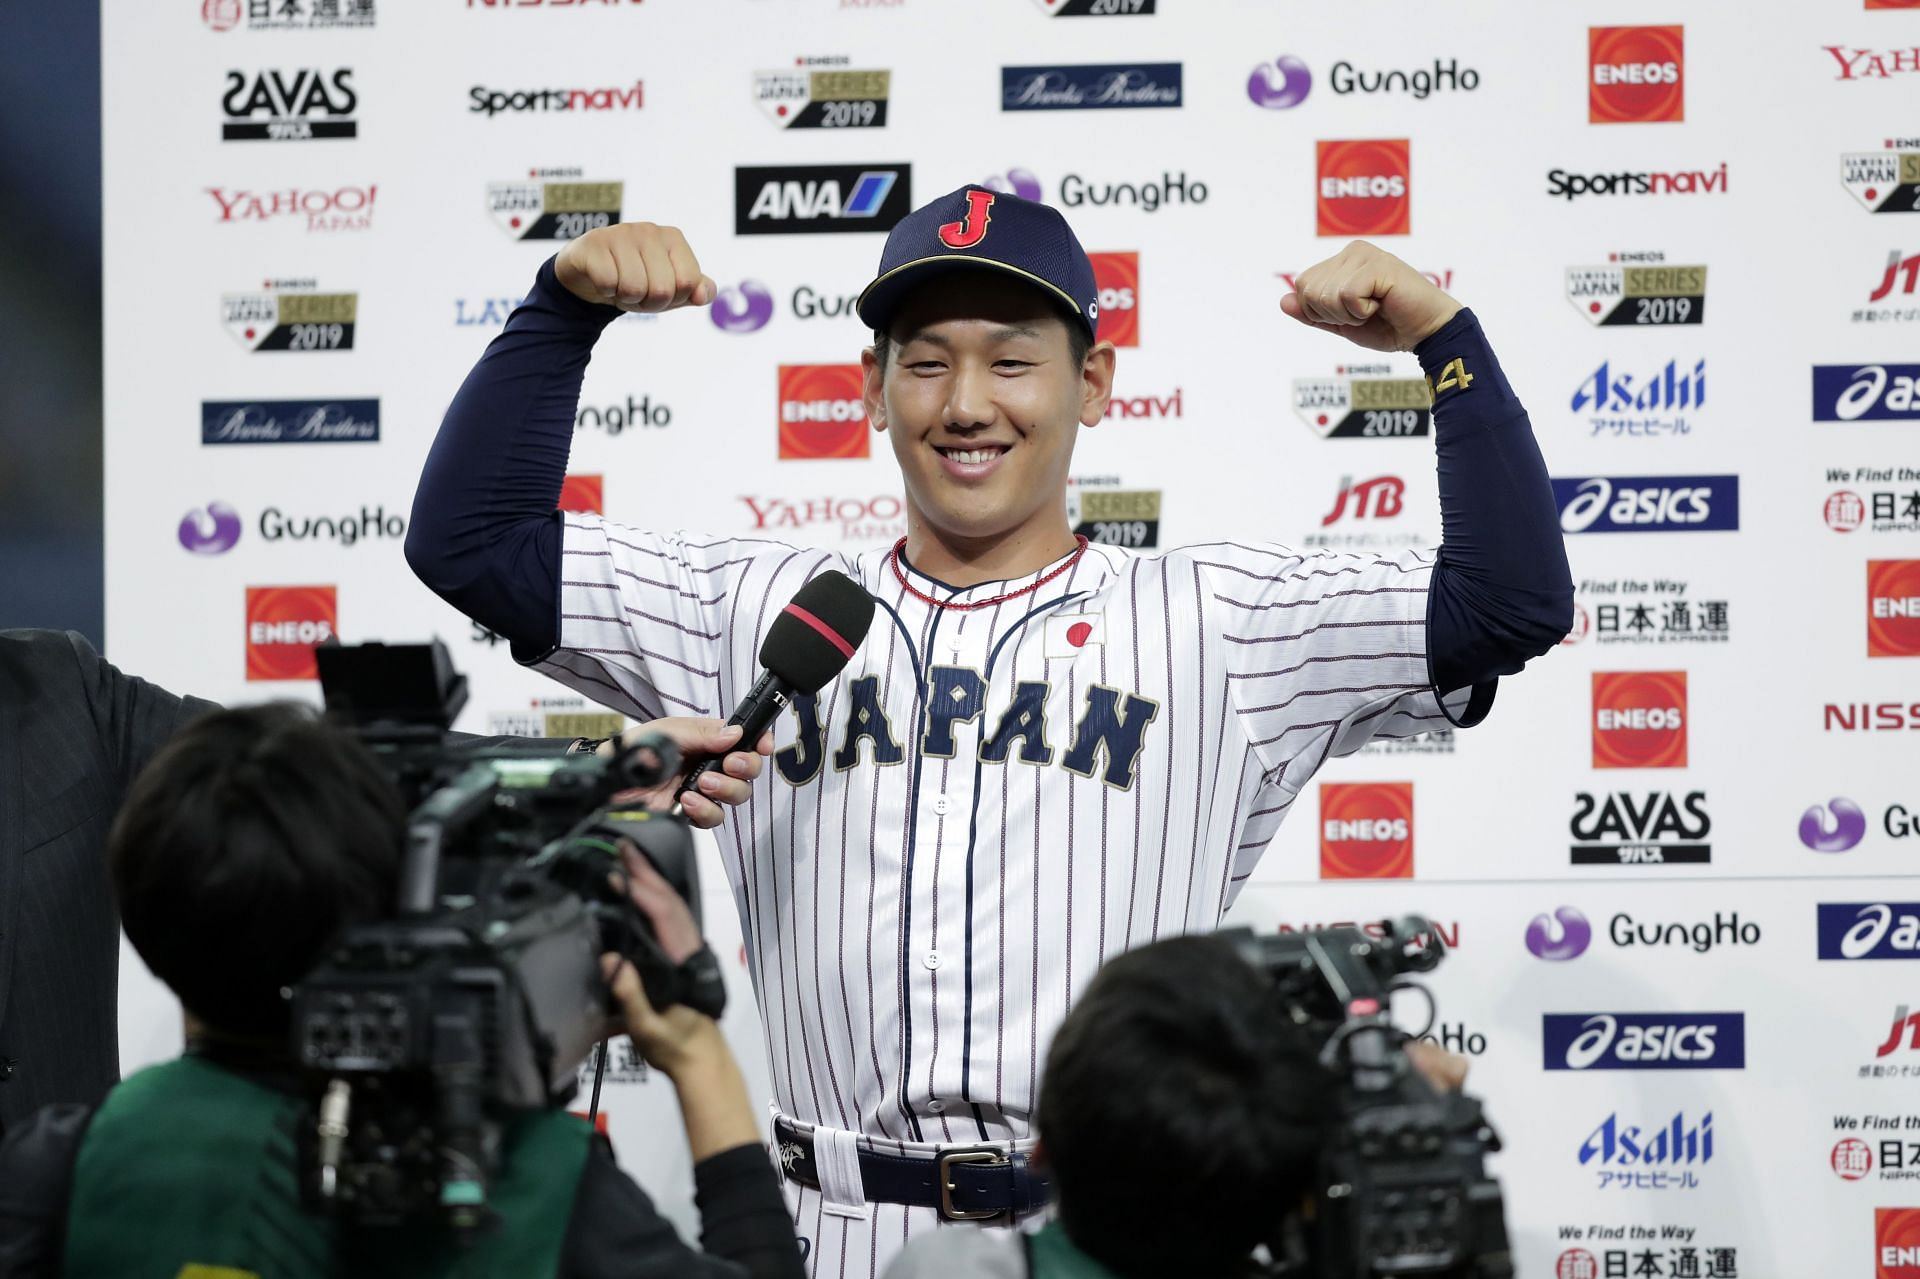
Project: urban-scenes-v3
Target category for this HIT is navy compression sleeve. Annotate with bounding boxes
[406,257,617,656]
[1415,308,1575,695]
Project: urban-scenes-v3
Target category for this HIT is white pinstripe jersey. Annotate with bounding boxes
[532,520,1472,1267]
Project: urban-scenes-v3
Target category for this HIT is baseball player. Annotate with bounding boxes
[407,186,1572,1276]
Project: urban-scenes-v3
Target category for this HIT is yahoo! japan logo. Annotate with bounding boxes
[179,502,243,555]
[1248,55,1312,109]
[984,168,1044,201]
[710,280,774,334]
[1801,798,1869,852]
[1526,907,1593,960]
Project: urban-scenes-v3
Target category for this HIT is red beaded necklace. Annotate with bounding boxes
[888,535,1090,611]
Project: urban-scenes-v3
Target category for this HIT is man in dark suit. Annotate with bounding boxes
[0,628,767,1137]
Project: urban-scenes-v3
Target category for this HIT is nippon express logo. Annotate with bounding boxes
[1588,26,1684,124]
[222,281,355,352]
[1565,255,1705,327]
[734,164,911,235]
[1870,560,1920,657]
[1553,475,1739,533]
[245,585,337,682]
[203,0,375,32]
[221,69,356,141]
[777,365,868,459]
[1816,364,1920,421]
[488,173,622,241]
[1317,139,1410,237]
[1000,63,1183,112]
[1542,1013,1746,1071]
[753,64,889,129]
[1089,251,1140,347]
[1841,142,1920,214]
[1571,358,1704,439]
[1592,670,1688,769]
[1318,781,1413,879]
[201,398,379,445]
[1820,903,1920,959]
[1293,364,1432,439]
[1546,163,1727,201]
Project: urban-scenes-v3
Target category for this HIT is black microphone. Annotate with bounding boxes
[675,570,875,800]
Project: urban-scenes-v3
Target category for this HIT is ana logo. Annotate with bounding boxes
[1318,782,1413,879]
[1571,358,1705,438]
[735,164,911,234]
[1841,144,1920,214]
[559,474,604,515]
[1870,560,1920,656]
[1565,258,1706,326]
[1588,26,1684,124]
[245,585,337,682]
[488,174,622,241]
[711,280,775,333]
[1592,670,1688,769]
[938,189,996,249]
[1541,1012,1746,1071]
[1880,1207,1920,1277]
[1820,903,1920,959]
[1570,791,1710,864]
[777,365,869,459]
[983,167,1044,201]
[1834,1137,1875,1180]
[221,69,357,141]
[752,63,889,130]
[1000,63,1184,112]
[1088,252,1139,347]
[1526,906,1593,961]
[1247,55,1312,109]
[1316,139,1411,237]
[1552,475,1739,533]
[1803,798,1870,852]
[222,283,356,352]
[201,399,380,445]
[1320,474,1405,526]
[179,502,243,555]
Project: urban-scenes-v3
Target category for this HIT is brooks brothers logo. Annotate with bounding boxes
[1543,1012,1746,1071]
[734,164,911,234]
[222,279,355,352]
[1571,791,1710,865]
[1824,466,1920,534]
[207,185,376,232]
[1870,560,1920,656]
[777,365,868,459]
[754,58,889,128]
[1034,0,1156,15]
[245,585,337,682]
[1842,140,1920,213]
[1588,26,1685,124]
[1592,670,1687,769]
[1546,163,1727,202]
[1293,363,1431,438]
[201,398,379,445]
[1566,578,1729,647]
[1572,358,1705,438]
[1318,782,1414,880]
[1553,475,1739,533]
[1088,252,1140,346]
[1068,477,1160,548]
[221,68,356,140]
[999,63,1183,112]
[203,0,375,32]
[488,169,622,241]
[1566,252,1705,326]
[1316,139,1410,236]
[469,80,644,116]
[1816,365,1920,420]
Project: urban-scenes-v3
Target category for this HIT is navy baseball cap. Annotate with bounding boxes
[855,184,1100,342]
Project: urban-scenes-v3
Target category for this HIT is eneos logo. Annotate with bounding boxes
[1881,1207,1920,1278]
[1589,26,1684,124]
[777,365,869,460]
[245,585,337,681]
[1592,671,1688,768]
[1088,251,1139,347]
[1316,139,1410,237]
[1319,781,1413,879]
[1869,560,1920,656]
[559,474,604,515]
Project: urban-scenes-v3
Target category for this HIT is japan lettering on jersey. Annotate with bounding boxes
[533,519,1474,1275]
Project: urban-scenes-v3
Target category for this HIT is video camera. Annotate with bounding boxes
[290,641,724,1238]
[1219,917,1513,1279]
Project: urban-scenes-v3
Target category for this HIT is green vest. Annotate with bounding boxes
[1026,1223,1125,1279]
[63,1056,592,1279]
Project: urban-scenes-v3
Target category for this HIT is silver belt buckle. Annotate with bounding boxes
[937,1146,1011,1221]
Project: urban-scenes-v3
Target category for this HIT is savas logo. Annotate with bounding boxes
[1570,791,1710,864]
[778,365,869,459]
[245,585,337,682]
[488,172,622,241]
[1320,474,1405,526]
[1803,798,1870,852]
[1318,781,1413,879]
[1316,139,1410,237]
[1565,256,1705,326]
[1592,670,1688,769]
[221,69,357,141]
[753,63,890,130]
[1088,252,1140,347]
[1842,142,1920,214]
[1819,903,1920,959]
[1293,364,1432,439]
[1816,365,1920,421]
[559,474,604,515]
[1879,1207,1920,1278]
[1870,560,1920,656]
[735,164,911,234]
[711,280,775,333]
[1552,475,1739,533]
[222,281,356,352]
[1541,1012,1745,1071]
[1588,26,1684,124]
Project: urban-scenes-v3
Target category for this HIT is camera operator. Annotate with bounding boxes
[0,703,805,1279]
[882,935,1469,1279]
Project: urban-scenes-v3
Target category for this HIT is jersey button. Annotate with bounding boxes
[928,1099,947,1114]
[922,950,942,971]
[931,795,952,816]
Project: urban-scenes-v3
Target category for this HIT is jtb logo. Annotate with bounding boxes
[1321,475,1405,526]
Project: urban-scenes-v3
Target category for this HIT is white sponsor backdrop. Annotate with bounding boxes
[101,0,1920,1272]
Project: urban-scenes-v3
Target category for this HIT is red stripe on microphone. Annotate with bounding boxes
[783,602,856,660]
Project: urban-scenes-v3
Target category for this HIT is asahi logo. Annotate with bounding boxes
[221,68,357,141]
[1570,791,1711,865]
[488,170,623,241]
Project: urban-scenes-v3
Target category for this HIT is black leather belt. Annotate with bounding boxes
[772,1118,1053,1221]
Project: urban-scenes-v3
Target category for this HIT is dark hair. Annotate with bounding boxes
[108,702,405,1036]
[1038,935,1334,1279]
[871,312,1092,379]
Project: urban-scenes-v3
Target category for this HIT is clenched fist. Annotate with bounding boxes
[555,222,717,314]
[1281,240,1461,353]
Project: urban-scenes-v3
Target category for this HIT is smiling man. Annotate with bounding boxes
[406,185,1572,1276]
